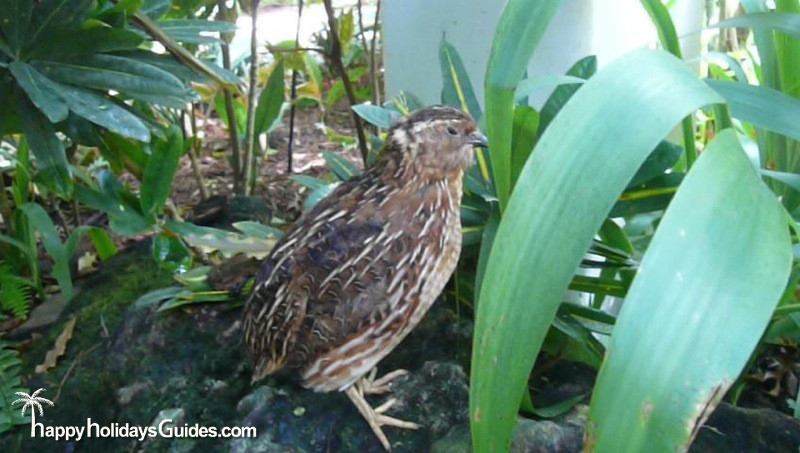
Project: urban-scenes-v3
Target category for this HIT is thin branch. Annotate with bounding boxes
[370,0,382,106]
[243,1,261,196]
[323,0,369,165]
[188,105,209,200]
[217,0,244,196]
[287,0,305,174]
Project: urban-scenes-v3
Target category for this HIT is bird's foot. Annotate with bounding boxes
[345,384,419,452]
[358,368,409,395]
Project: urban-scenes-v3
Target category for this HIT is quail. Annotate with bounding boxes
[243,105,488,450]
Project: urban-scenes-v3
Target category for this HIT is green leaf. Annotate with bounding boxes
[27,28,144,59]
[513,75,585,102]
[9,62,68,123]
[613,173,684,217]
[15,92,72,196]
[439,38,482,120]
[323,151,360,181]
[33,54,193,106]
[158,19,237,44]
[339,10,355,57]
[510,106,539,187]
[291,174,329,191]
[586,130,792,451]
[470,49,722,452]
[628,141,684,188]
[55,82,150,142]
[19,203,74,300]
[707,79,800,142]
[641,0,697,167]
[352,104,396,129]
[140,126,183,219]
[715,12,800,39]
[640,0,683,57]
[87,228,117,260]
[537,55,597,136]
[26,0,94,50]
[0,0,32,54]
[254,61,286,137]
[484,0,566,210]
[232,221,283,239]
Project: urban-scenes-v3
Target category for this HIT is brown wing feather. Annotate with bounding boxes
[243,163,433,379]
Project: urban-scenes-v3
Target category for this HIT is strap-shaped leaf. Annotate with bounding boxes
[15,92,72,196]
[440,38,482,121]
[707,79,800,142]
[254,61,286,137]
[33,54,193,102]
[715,11,800,39]
[26,0,94,50]
[0,0,32,54]
[587,130,792,450]
[140,126,184,219]
[470,49,723,452]
[54,82,150,142]
[26,28,144,60]
[9,61,68,123]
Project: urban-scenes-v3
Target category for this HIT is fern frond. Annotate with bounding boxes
[0,340,30,434]
[0,263,33,319]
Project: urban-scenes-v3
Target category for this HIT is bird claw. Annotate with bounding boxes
[358,368,409,395]
[346,377,419,452]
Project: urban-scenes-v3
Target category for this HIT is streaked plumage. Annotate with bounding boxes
[243,105,487,450]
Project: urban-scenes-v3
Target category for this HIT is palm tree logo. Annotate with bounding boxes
[12,388,54,435]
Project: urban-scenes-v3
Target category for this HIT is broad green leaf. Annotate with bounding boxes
[303,53,324,92]
[254,61,286,137]
[706,52,750,83]
[0,0,32,53]
[323,151,360,181]
[112,50,208,83]
[352,104,396,129]
[763,169,800,193]
[513,75,585,102]
[132,286,189,310]
[470,49,723,452]
[26,0,94,50]
[165,221,276,258]
[232,221,283,239]
[27,28,144,59]
[484,0,566,210]
[33,54,193,104]
[440,38,482,120]
[140,126,183,219]
[537,56,597,136]
[628,141,684,188]
[706,79,800,142]
[55,82,150,142]
[9,62,68,123]
[587,130,791,451]
[291,174,329,191]
[715,12,800,39]
[510,106,539,187]
[15,93,72,196]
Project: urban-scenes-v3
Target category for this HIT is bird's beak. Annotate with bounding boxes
[468,132,489,148]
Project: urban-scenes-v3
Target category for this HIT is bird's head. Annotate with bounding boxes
[383,106,487,177]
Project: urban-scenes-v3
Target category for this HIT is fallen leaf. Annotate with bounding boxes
[35,317,77,374]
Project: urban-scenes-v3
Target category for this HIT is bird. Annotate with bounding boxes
[242,105,488,451]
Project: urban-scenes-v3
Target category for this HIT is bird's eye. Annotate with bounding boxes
[447,126,458,136]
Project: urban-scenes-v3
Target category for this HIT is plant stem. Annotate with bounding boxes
[0,168,13,236]
[370,0,382,106]
[287,1,304,174]
[323,0,370,165]
[189,105,209,200]
[217,0,244,196]
[243,1,261,196]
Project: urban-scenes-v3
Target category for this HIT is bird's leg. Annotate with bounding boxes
[358,367,409,395]
[345,381,419,452]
